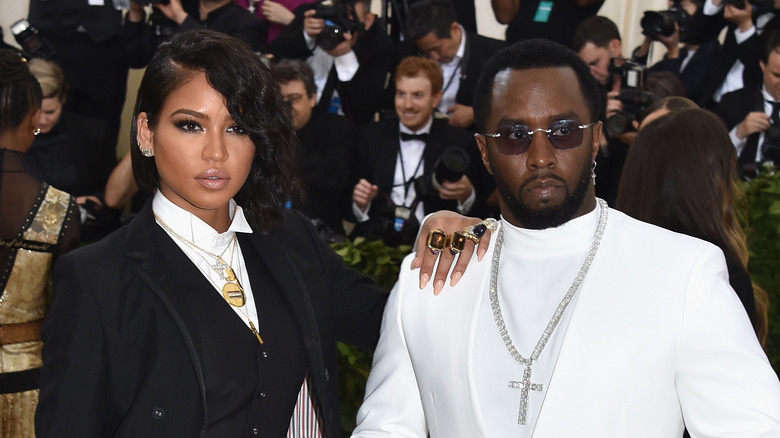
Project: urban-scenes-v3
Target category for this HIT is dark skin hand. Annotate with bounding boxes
[413,211,494,295]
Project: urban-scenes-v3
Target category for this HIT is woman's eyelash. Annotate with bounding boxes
[174,118,202,132]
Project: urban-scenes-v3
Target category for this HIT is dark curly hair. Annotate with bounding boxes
[131,30,303,231]
[473,38,603,133]
[0,49,42,133]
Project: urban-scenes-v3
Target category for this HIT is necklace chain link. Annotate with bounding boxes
[489,198,609,367]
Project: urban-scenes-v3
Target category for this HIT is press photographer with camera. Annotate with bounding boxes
[350,57,481,246]
[124,0,267,67]
[266,0,398,125]
[716,28,780,177]
[697,0,780,109]
[633,0,720,103]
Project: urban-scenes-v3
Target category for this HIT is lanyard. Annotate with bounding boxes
[396,141,425,207]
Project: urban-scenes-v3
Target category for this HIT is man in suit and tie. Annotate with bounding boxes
[403,0,505,130]
[716,27,780,178]
[351,56,481,246]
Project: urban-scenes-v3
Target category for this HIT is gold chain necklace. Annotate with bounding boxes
[153,211,264,344]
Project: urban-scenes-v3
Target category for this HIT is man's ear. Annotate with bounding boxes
[591,121,603,162]
[475,135,493,175]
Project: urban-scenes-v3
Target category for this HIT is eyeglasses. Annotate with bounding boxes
[475,120,599,155]
[282,93,305,105]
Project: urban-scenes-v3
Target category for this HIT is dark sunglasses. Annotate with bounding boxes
[476,120,599,155]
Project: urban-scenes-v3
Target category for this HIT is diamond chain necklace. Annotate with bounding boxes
[489,198,608,425]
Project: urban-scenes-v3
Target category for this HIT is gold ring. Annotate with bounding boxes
[427,229,448,251]
[482,218,499,233]
[448,231,467,253]
[461,230,481,243]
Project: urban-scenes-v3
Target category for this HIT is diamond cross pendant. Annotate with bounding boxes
[509,365,543,425]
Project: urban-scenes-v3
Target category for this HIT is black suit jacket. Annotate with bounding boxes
[295,109,357,235]
[714,83,764,170]
[36,203,387,437]
[455,32,505,109]
[351,117,482,244]
[266,4,399,125]
[696,9,772,109]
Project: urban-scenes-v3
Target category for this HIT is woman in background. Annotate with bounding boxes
[617,107,768,343]
[0,49,80,438]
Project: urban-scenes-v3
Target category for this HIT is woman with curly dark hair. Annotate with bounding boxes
[35,30,387,437]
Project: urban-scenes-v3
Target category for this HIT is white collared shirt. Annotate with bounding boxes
[728,85,776,162]
[438,25,466,114]
[152,192,259,330]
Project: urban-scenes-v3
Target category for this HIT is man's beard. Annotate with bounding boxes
[498,159,592,230]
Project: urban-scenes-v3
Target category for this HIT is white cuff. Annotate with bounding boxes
[334,50,359,82]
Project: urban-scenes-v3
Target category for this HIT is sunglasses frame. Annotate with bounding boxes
[475,120,600,155]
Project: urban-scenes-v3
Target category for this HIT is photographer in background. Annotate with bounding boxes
[571,15,626,206]
[697,0,780,109]
[633,0,720,103]
[274,59,356,240]
[403,0,505,130]
[124,0,267,67]
[716,27,780,178]
[27,0,128,166]
[350,56,481,246]
[266,0,398,126]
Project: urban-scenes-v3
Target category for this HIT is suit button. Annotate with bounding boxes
[259,392,266,398]
[251,427,260,435]
[324,368,330,382]
[151,407,166,420]
[260,350,268,359]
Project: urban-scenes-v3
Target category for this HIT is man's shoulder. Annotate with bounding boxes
[606,208,722,258]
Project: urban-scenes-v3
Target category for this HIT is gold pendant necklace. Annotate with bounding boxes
[153,211,262,343]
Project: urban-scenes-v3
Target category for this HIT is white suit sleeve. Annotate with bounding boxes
[352,255,427,437]
[675,247,780,437]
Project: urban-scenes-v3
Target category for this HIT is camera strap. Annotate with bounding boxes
[396,144,426,207]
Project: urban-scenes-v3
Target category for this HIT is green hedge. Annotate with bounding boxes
[740,165,780,374]
[331,237,412,436]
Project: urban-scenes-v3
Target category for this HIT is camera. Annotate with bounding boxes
[640,4,690,40]
[725,0,776,14]
[413,147,470,201]
[604,88,654,137]
[10,19,55,60]
[605,59,653,137]
[313,0,359,51]
[761,124,780,165]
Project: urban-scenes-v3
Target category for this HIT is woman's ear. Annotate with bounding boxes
[136,112,154,155]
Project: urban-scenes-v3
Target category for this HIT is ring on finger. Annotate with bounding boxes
[427,229,448,252]
[448,231,467,254]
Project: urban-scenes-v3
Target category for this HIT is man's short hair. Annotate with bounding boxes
[395,56,444,95]
[405,0,457,42]
[571,16,621,52]
[762,28,780,64]
[274,59,316,97]
[473,39,603,132]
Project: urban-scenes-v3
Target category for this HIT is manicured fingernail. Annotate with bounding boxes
[420,273,430,289]
[434,279,444,295]
[451,271,462,286]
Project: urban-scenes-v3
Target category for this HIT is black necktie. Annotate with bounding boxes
[400,132,429,143]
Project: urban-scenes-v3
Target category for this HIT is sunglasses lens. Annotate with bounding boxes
[495,125,532,155]
[548,120,584,149]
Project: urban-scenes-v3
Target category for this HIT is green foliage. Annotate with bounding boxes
[331,237,412,435]
[739,164,780,374]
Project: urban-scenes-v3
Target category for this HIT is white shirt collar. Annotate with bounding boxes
[441,25,466,68]
[399,117,434,136]
[152,191,253,248]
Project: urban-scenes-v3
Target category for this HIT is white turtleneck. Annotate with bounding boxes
[473,201,602,437]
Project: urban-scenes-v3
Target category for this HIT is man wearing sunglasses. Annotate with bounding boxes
[352,39,780,437]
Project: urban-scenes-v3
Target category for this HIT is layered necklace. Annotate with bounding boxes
[153,212,264,344]
[490,198,608,426]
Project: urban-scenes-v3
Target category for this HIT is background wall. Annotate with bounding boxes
[2,0,669,158]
